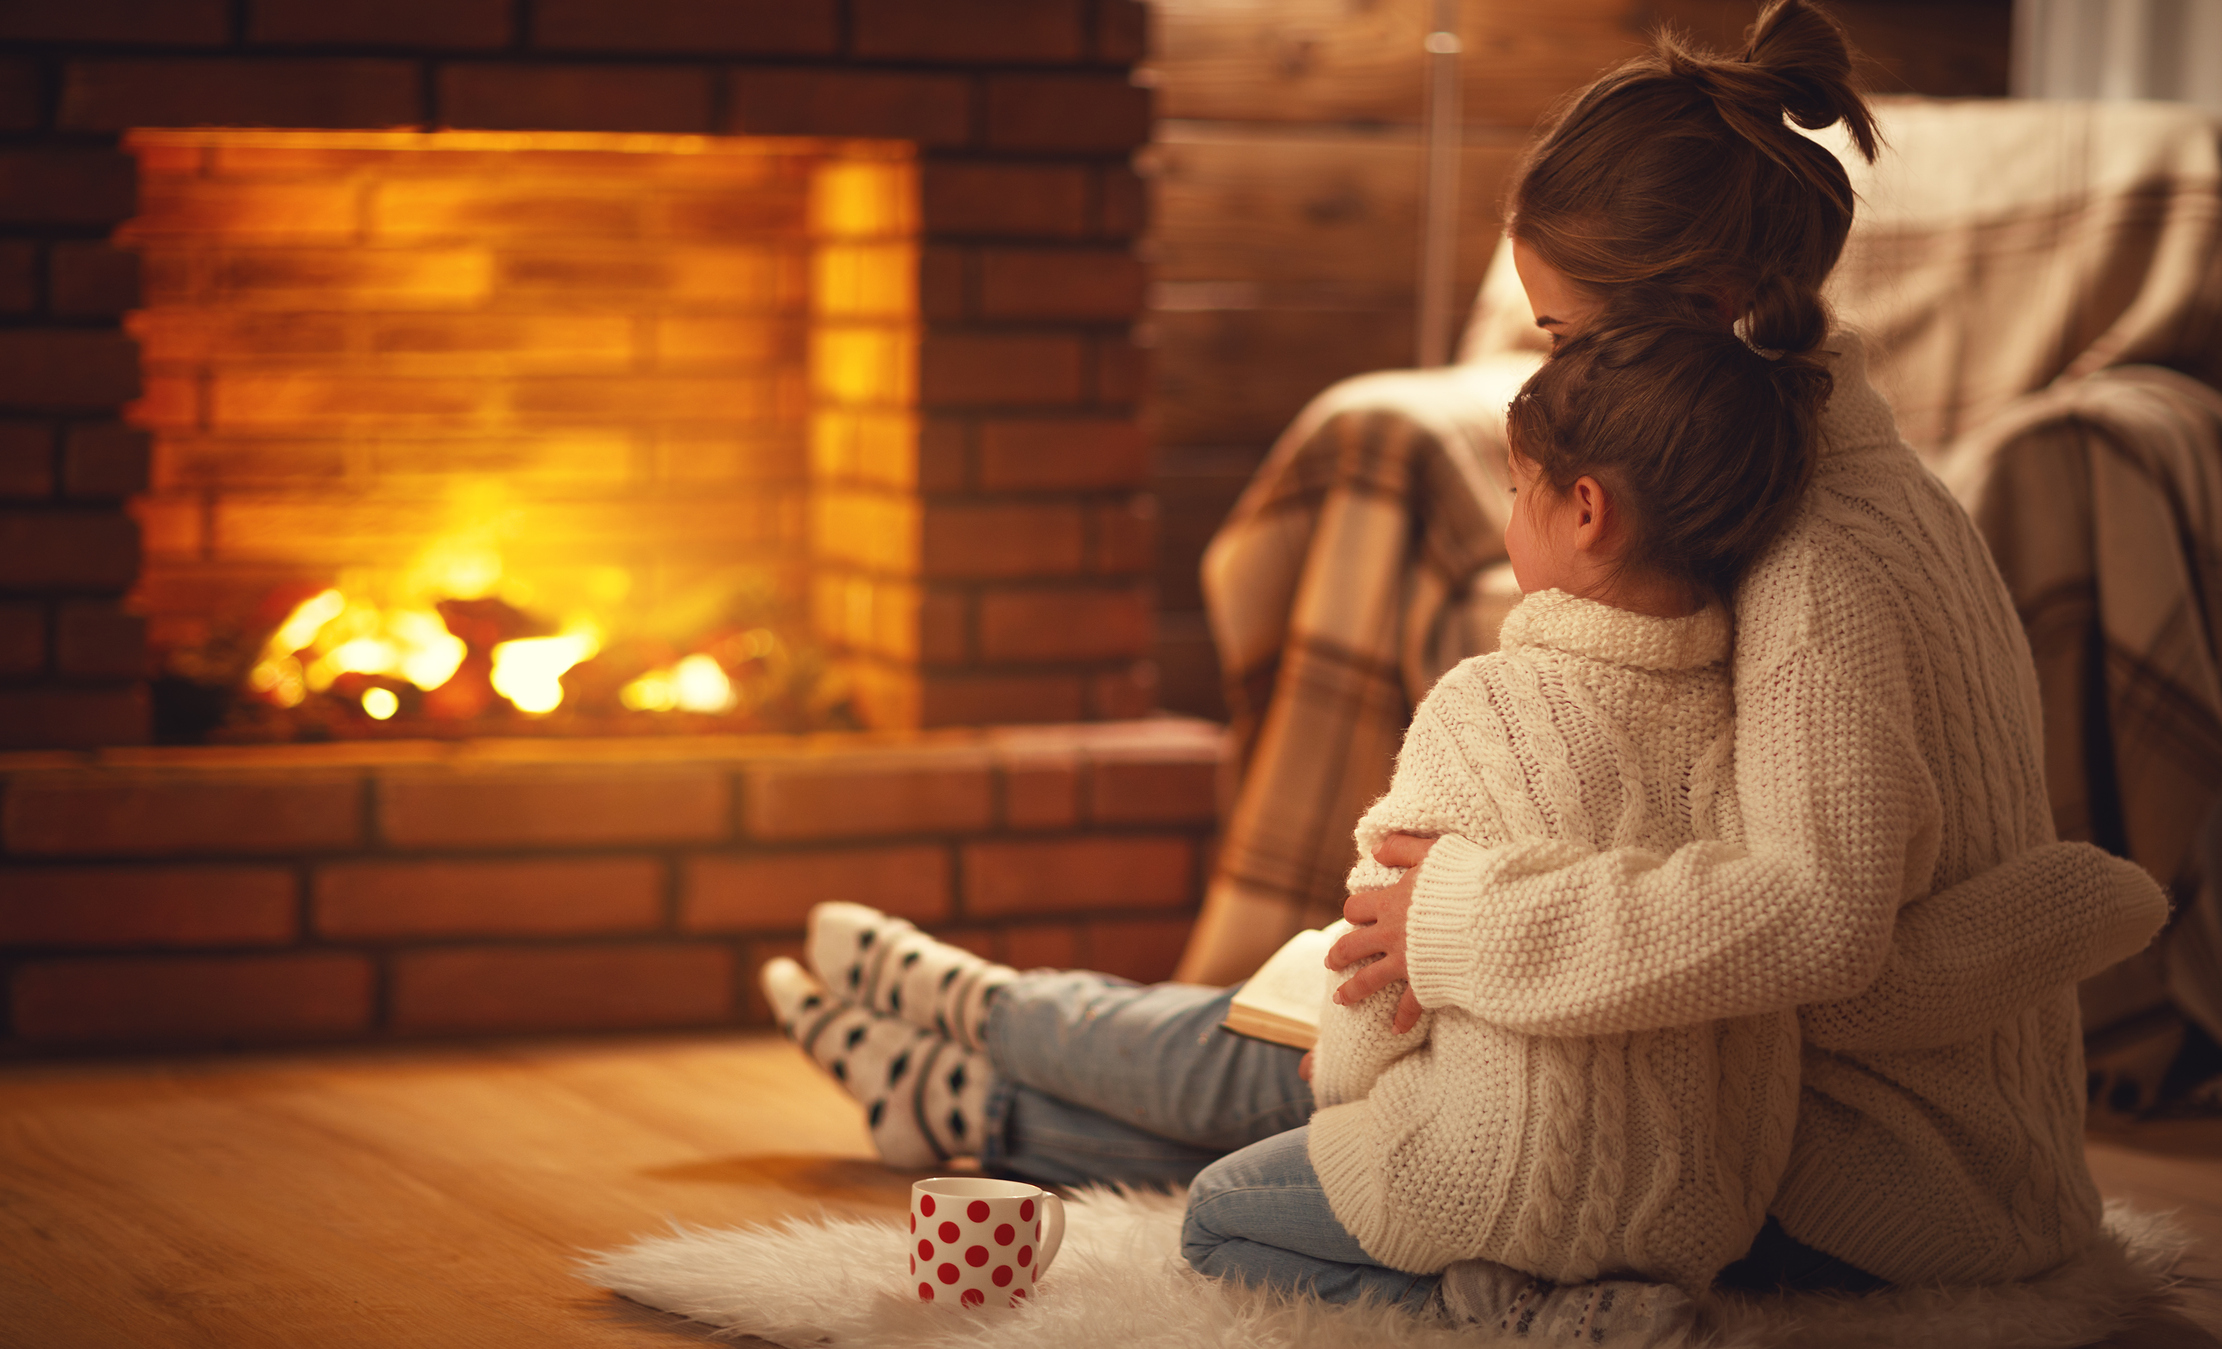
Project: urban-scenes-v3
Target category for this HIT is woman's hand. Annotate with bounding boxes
[1298,1050,1314,1082]
[1328,833,1437,1033]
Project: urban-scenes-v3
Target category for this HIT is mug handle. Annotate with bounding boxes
[1033,1191,1066,1279]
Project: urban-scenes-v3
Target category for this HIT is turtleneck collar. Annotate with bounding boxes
[1497,588,1729,671]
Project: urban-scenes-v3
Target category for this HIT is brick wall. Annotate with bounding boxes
[0,0,1155,747]
[0,717,1221,1051]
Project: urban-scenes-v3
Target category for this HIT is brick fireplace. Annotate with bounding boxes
[0,1,1202,1055]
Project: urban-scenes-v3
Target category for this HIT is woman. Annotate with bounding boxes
[760,0,2165,1323]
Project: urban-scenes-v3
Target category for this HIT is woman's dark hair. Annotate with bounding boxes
[1507,0,1880,358]
[1505,319,1832,600]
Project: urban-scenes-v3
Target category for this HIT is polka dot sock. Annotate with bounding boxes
[760,956,998,1168]
[1434,1260,1695,1346]
[806,901,1018,1052]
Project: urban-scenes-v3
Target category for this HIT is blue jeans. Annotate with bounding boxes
[976,970,1428,1309]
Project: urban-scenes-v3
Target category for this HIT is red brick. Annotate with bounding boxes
[390,944,734,1033]
[4,770,359,854]
[0,238,33,312]
[920,245,967,322]
[920,588,969,664]
[729,68,969,145]
[0,149,136,225]
[918,418,969,492]
[0,331,139,410]
[54,599,144,678]
[1002,920,1081,969]
[979,586,1150,662]
[249,0,512,48]
[540,0,836,55]
[0,58,39,130]
[1000,754,1080,830]
[924,162,1090,238]
[979,248,1144,321]
[919,673,1084,726]
[0,600,40,673]
[0,510,139,589]
[977,418,1144,491]
[1095,331,1149,406]
[1090,494,1154,573]
[61,423,150,499]
[1088,663,1159,719]
[1086,914,1190,982]
[921,501,1084,580]
[315,857,664,939]
[49,242,140,317]
[1098,165,1146,238]
[62,59,420,131]
[13,954,373,1046]
[0,866,296,947]
[962,835,1195,916]
[0,420,51,499]
[1095,0,1149,64]
[377,767,730,848]
[986,75,1151,152]
[682,843,951,932]
[1089,754,1217,825]
[854,0,1084,63]
[0,0,227,43]
[741,751,993,840]
[0,688,147,749]
[439,63,712,133]
[920,333,1085,408]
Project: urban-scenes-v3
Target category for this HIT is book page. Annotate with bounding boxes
[1223,921,1353,1045]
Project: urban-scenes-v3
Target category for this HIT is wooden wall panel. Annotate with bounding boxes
[1146,0,2013,718]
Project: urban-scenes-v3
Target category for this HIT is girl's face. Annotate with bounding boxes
[1511,236,1603,346]
[1503,446,1579,596]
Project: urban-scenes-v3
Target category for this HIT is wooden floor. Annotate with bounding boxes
[3,1032,2222,1348]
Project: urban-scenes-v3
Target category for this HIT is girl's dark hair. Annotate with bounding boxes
[1507,0,1880,359]
[1506,319,1832,600]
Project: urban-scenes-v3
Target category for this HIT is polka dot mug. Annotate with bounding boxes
[909,1176,1065,1310]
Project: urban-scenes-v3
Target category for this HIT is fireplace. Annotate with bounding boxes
[0,3,1206,1057]
[123,128,916,742]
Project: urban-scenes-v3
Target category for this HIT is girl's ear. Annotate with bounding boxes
[1568,474,1613,555]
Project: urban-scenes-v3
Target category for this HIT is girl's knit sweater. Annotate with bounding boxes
[1316,333,2167,1288]
[1309,590,1792,1289]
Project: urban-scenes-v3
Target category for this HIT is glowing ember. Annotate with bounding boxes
[489,628,600,715]
[620,652,737,714]
[250,592,469,709]
[360,687,400,720]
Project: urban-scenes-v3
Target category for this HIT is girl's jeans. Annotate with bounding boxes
[975,969,1436,1310]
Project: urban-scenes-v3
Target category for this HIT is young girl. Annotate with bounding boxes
[1178,315,1831,1337]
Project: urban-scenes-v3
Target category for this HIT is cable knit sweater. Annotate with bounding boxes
[1309,591,1798,1290]
[1362,333,2168,1286]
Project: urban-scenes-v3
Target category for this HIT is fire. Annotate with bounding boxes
[489,628,601,716]
[248,590,468,709]
[620,652,737,714]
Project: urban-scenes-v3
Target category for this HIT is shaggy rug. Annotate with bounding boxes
[581,1188,2202,1349]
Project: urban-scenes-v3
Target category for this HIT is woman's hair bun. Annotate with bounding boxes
[1663,0,1879,172]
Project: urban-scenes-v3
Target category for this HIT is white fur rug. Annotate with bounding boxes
[581,1188,2202,1349]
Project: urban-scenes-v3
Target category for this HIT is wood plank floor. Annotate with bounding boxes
[3,1031,2221,1347]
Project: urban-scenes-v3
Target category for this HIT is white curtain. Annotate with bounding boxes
[2014,0,2222,111]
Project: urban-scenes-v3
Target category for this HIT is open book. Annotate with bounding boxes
[1221,921,1354,1050]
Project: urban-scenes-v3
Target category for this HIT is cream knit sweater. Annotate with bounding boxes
[1334,333,2168,1287]
[1310,590,1799,1290]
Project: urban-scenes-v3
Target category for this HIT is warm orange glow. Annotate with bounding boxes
[121,128,918,735]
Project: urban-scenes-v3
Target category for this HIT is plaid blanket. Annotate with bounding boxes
[1179,98,2222,990]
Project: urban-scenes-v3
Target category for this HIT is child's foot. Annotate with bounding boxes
[759,957,997,1167]
[1435,1260,1695,1346]
[805,901,1018,1052]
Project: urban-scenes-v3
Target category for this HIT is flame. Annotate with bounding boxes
[489,626,600,715]
[620,652,736,714]
[360,686,399,720]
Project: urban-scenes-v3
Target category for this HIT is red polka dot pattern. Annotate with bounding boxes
[909,1214,916,1233]
[918,1239,933,1260]
[965,1245,988,1267]
[967,1200,990,1223]
[1013,1287,1029,1300]
[918,1283,933,1301]
[938,1262,959,1284]
[962,1288,984,1307]
[1018,1246,1033,1267]
[920,1196,936,1216]
[994,1223,1013,1246]
[992,1265,1013,1287]
[938,1221,960,1244]
[1019,1199,1035,1222]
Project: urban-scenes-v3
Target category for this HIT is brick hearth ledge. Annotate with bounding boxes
[0,718,1223,1054]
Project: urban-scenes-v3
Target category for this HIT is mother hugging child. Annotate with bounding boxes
[758,1,2168,1339]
